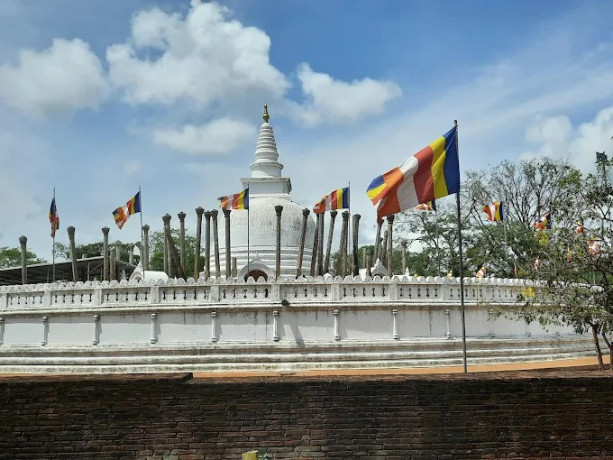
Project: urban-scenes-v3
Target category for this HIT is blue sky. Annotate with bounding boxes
[1,0,613,261]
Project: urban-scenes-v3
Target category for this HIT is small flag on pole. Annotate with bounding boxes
[483,201,503,222]
[49,198,60,238]
[113,191,141,229]
[313,187,349,214]
[219,188,249,210]
[534,212,551,231]
[415,200,436,211]
[476,266,486,278]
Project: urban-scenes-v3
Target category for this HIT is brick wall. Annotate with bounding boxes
[0,371,611,459]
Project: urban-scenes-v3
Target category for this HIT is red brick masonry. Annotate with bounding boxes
[0,370,611,459]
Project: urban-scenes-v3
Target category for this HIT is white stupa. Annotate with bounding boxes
[216,106,316,279]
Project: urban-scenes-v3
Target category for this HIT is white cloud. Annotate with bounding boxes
[522,108,613,172]
[292,63,402,126]
[153,117,256,155]
[123,160,141,175]
[107,1,289,107]
[0,38,109,119]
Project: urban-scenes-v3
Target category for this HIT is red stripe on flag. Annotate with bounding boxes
[413,145,435,203]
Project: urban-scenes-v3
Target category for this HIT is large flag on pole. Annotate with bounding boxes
[313,187,349,214]
[113,191,141,229]
[366,126,460,219]
[218,188,249,210]
[49,198,60,238]
[483,201,504,222]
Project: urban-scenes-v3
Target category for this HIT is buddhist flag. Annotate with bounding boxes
[483,201,503,222]
[415,200,436,211]
[534,212,551,231]
[113,191,141,229]
[576,220,584,234]
[366,126,460,219]
[313,187,349,214]
[476,266,486,278]
[49,198,60,238]
[219,188,249,210]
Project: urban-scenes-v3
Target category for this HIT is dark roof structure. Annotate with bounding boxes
[0,256,136,286]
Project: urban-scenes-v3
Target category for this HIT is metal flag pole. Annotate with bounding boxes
[454,120,468,374]
[52,187,56,282]
[247,202,250,280]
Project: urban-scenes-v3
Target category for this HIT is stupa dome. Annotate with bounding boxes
[215,106,316,278]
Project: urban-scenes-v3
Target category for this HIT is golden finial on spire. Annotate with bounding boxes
[263,104,270,123]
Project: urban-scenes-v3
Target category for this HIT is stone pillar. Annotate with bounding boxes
[374,218,383,264]
[109,246,116,281]
[324,210,337,274]
[296,208,310,277]
[275,205,283,279]
[223,209,231,279]
[339,211,350,277]
[163,229,169,275]
[194,207,204,280]
[178,211,186,271]
[310,213,320,277]
[401,240,408,275]
[203,210,211,280]
[102,227,110,281]
[129,245,134,265]
[142,224,150,271]
[365,254,372,277]
[352,214,361,276]
[387,214,395,276]
[67,226,78,282]
[163,214,186,279]
[232,257,237,278]
[19,235,27,285]
[381,230,388,268]
[317,212,325,276]
[211,210,221,278]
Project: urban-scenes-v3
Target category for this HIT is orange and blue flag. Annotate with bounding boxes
[219,188,249,210]
[313,187,349,214]
[483,201,504,222]
[49,198,60,238]
[366,125,460,218]
[113,191,141,229]
[534,212,551,231]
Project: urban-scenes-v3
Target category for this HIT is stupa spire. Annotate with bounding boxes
[250,104,282,179]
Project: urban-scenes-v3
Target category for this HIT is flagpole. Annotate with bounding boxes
[52,187,56,282]
[454,120,468,374]
[247,206,250,280]
[434,208,440,275]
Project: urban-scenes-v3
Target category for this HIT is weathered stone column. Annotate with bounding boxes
[296,208,310,277]
[352,214,361,276]
[324,210,337,274]
[339,211,350,277]
[142,224,150,271]
[232,257,237,278]
[193,207,204,280]
[110,246,116,281]
[374,218,383,264]
[102,227,110,281]
[381,229,388,268]
[275,205,283,278]
[310,213,320,277]
[129,245,135,265]
[163,228,169,275]
[178,211,186,271]
[223,209,231,279]
[401,240,408,275]
[387,214,395,276]
[317,212,325,276]
[67,226,78,282]
[163,214,186,279]
[211,210,221,278]
[203,210,211,280]
[365,254,372,277]
[19,235,27,285]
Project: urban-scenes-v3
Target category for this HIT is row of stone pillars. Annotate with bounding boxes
[15,209,400,285]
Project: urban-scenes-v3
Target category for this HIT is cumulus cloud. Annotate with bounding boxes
[0,38,109,119]
[107,1,289,107]
[292,63,402,126]
[153,117,256,155]
[523,107,613,171]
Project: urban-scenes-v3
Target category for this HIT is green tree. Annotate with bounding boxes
[0,247,45,268]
